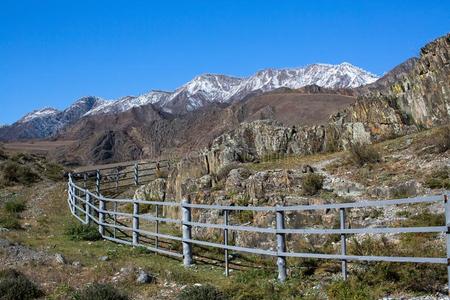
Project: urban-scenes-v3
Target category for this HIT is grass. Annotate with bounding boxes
[348,143,382,166]
[177,284,228,300]
[4,198,26,214]
[246,151,339,172]
[0,195,25,229]
[72,283,129,300]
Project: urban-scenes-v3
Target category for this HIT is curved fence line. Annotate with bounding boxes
[67,169,450,290]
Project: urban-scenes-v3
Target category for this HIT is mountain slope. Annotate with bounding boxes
[0,96,104,141]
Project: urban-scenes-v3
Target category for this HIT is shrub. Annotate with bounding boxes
[65,223,102,241]
[433,126,450,153]
[44,162,64,181]
[177,284,228,300]
[301,173,324,196]
[349,143,381,166]
[0,147,7,160]
[0,161,39,186]
[73,283,129,300]
[0,213,21,229]
[424,167,450,189]
[327,279,378,300]
[0,269,43,300]
[4,198,26,214]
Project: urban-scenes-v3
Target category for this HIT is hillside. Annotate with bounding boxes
[1,126,449,299]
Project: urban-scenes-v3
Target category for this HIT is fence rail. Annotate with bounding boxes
[67,166,450,293]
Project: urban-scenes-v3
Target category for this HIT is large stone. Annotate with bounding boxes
[134,178,167,201]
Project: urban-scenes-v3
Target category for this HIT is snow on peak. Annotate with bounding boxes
[19,107,60,123]
[84,90,171,116]
[15,62,379,119]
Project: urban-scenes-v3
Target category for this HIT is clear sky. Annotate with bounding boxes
[0,0,449,124]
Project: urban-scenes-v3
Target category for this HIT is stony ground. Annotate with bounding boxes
[1,127,450,299]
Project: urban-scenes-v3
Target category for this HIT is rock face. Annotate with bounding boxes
[199,34,450,174]
[336,34,450,130]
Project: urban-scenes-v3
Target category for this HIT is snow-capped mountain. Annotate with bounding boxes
[159,62,378,113]
[85,91,170,116]
[0,96,104,140]
[0,62,378,140]
[18,108,60,124]
[75,62,378,116]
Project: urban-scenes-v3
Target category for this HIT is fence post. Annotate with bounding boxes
[85,192,91,225]
[444,194,450,297]
[224,209,229,276]
[98,195,105,236]
[133,198,140,246]
[182,197,193,267]
[134,163,139,186]
[96,169,101,195]
[340,208,348,280]
[68,173,73,214]
[115,167,119,193]
[155,204,159,250]
[276,205,287,283]
[83,173,87,190]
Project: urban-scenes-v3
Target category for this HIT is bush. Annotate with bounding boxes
[327,279,378,300]
[433,126,450,153]
[0,147,7,160]
[0,161,39,186]
[0,213,21,229]
[65,223,102,241]
[349,143,381,166]
[0,269,43,300]
[177,284,227,300]
[301,173,324,196]
[73,283,128,300]
[4,199,26,214]
[44,162,64,181]
[424,167,450,189]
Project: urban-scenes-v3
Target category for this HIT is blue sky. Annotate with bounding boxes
[0,0,449,124]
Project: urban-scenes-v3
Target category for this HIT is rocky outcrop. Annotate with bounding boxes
[336,34,450,130]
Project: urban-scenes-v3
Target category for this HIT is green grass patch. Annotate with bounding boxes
[64,222,102,241]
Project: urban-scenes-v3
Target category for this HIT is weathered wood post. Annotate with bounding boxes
[444,194,450,297]
[182,197,193,267]
[85,191,91,225]
[96,169,101,195]
[133,197,140,246]
[276,204,287,282]
[340,207,348,280]
[134,163,139,186]
[224,209,229,276]
[98,195,105,236]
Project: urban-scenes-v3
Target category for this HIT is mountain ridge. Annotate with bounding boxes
[0,62,378,142]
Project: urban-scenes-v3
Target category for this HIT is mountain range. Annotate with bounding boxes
[3,32,448,167]
[0,62,378,141]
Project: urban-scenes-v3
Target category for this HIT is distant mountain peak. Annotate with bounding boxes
[19,107,59,124]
